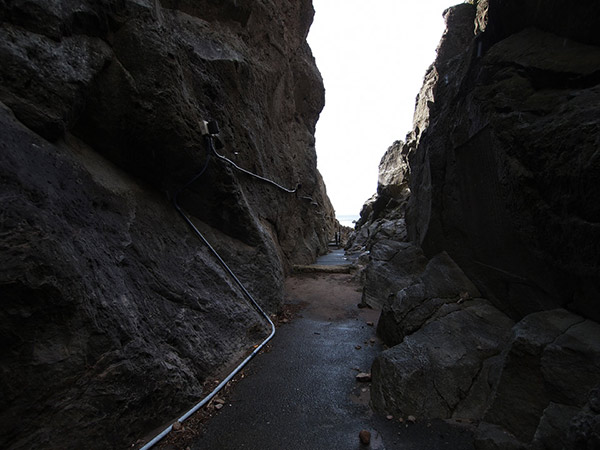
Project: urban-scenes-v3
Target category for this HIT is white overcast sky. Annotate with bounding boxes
[307,0,459,217]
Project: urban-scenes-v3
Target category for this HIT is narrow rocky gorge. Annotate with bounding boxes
[350,1,600,448]
[2,0,599,449]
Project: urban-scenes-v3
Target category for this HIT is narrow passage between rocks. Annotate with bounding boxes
[158,259,475,450]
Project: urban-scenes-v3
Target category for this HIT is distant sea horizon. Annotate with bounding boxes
[336,214,360,228]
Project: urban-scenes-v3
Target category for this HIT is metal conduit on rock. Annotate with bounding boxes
[140,120,300,449]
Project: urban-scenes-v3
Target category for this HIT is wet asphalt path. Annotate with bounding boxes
[191,262,475,449]
[313,248,353,266]
[192,271,382,449]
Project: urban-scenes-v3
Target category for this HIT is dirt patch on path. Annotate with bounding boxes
[285,272,379,324]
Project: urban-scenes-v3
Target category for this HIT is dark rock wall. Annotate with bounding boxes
[353,1,600,448]
[0,107,269,448]
[0,0,333,448]
[406,0,600,322]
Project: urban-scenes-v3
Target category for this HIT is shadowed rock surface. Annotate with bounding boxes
[407,0,600,321]
[351,1,600,448]
[483,309,600,446]
[0,1,335,448]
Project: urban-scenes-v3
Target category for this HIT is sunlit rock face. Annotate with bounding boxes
[0,0,334,447]
[360,1,600,448]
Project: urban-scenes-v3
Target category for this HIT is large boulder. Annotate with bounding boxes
[372,291,600,449]
[376,251,482,345]
[361,240,427,309]
[370,250,514,421]
[483,309,600,447]
[371,295,514,420]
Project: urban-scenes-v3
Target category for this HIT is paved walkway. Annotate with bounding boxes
[314,248,351,266]
[186,267,475,449]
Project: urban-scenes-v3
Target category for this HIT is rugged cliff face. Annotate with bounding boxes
[0,0,334,448]
[354,1,600,448]
[407,0,600,323]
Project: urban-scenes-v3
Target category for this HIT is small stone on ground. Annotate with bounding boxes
[359,429,371,445]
